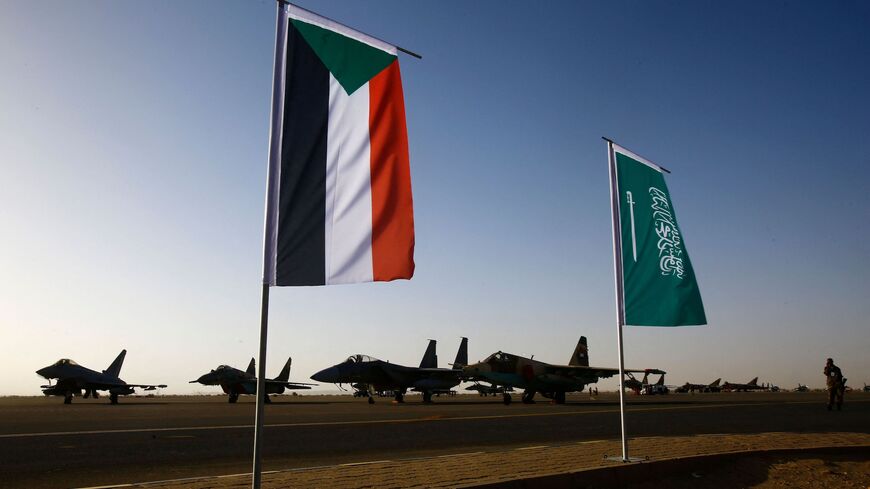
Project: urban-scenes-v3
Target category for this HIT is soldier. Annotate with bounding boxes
[824,358,844,411]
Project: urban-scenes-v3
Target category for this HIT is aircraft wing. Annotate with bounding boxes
[543,365,664,378]
[266,380,315,389]
[416,368,463,378]
[65,381,167,391]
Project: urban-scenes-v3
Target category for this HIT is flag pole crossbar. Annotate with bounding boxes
[280,0,422,59]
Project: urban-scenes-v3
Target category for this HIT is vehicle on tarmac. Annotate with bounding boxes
[311,338,468,404]
[463,336,664,405]
[191,357,313,403]
[466,382,514,396]
[36,350,166,404]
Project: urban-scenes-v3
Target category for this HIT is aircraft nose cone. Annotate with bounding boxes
[193,372,216,385]
[311,366,340,383]
[36,367,52,379]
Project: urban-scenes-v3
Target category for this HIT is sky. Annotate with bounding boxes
[1,0,868,395]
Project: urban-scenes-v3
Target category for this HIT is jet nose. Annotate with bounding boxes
[36,367,53,379]
[311,366,340,383]
[192,372,216,385]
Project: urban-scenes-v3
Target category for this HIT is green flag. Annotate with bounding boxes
[612,143,706,326]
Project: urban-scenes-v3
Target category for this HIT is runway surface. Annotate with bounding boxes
[3,392,869,488]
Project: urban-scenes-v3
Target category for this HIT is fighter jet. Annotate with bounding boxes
[191,357,314,403]
[623,370,667,394]
[794,383,809,392]
[463,336,665,405]
[640,373,671,395]
[36,350,167,404]
[310,338,468,404]
[721,377,766,392]
[675,378,721,393]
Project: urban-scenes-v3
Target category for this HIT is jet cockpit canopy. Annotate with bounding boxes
[485,351,510,363]
[55,359,79,367]
[346,354,378,364]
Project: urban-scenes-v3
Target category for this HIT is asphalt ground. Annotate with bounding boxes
[2,392,868,488]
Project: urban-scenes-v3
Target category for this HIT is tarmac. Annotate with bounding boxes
[2,391,868,488]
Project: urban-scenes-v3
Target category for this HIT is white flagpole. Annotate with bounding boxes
[605,137,633,462]
[253,2,289,488]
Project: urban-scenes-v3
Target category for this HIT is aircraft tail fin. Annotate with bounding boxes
[710,378,721,387]
[748,377,758,386]
[419,339,437,369]
[569,336,589,366]
[104,350,127,378]
[452,337,468,369]
[275,357,292,382]
[246,358,256,376]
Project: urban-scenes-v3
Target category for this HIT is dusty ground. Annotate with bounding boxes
[128,432,870,488]
[626,451,870,489]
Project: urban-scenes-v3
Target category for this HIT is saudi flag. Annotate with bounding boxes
[610,143,706,326]
[263,4,415,286]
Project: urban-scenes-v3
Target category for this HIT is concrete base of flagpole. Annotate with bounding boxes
[604,455,647,463]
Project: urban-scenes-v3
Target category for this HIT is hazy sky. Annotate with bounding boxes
[1,0,868,395]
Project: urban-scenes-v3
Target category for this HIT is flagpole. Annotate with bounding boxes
[252,2,290,488]
[605,137,632,462]
[252,284,271,489]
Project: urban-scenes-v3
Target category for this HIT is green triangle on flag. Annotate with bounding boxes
[291,19,397,95]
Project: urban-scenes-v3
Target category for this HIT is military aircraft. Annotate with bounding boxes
[721,377,766,392]
[36,350,166,404]
[675,378,722,393]
[623,370,667,394]
[463,336,665,405]
[794,383,809,392]
[191,356,314,403]
[863,383,870,393]
[640,374,671,395]
[310,337,468,404]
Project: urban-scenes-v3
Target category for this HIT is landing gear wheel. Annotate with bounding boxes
[521,391,536,404]
[110,393,119,405]
[228,393,239,403]
[423,392,432,403]
[64,392,73,404]
[503,393,512,405]
[555,391,566,404]
[264,395,272,404]
[394,391,405,403]
[367,396,375,404]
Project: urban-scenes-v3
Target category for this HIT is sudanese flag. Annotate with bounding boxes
[263,4,415,286]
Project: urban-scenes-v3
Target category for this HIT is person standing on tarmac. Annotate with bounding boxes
[824,358,845,411]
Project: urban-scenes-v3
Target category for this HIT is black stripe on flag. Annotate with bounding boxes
[276,22,329,286]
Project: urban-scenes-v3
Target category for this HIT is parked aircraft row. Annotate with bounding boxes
[37,336,668,406]
[42,339,855,405]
